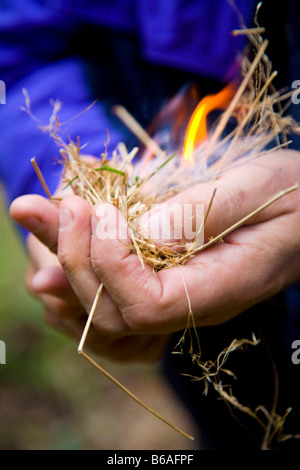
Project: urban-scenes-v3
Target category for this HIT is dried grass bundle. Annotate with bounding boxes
[25,9,300,448]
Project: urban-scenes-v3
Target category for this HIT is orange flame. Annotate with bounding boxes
[182,83,235,163]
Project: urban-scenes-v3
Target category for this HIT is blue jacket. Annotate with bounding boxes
[1,0,299,354]
[0,0,255,204]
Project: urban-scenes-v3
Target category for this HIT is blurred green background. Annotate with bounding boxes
[0,190,198,450]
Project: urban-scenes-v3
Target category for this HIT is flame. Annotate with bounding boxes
[182,83,235,163]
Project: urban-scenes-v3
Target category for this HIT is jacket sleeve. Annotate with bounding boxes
[0,1,125,208]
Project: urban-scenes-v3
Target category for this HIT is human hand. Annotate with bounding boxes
[10,150,300,349]
[10,195,170,362]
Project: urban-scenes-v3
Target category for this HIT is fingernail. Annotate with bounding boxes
[59,207,73,231]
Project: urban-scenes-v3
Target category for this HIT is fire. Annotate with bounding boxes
[182,83,235,163]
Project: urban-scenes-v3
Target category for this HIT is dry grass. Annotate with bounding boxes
[23,9,300,449]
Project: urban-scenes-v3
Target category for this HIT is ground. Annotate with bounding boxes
[0,189,199,450]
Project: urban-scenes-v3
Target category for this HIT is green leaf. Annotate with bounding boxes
[95,165,125,177]
[62,175,79,190]
[156,153,176,171]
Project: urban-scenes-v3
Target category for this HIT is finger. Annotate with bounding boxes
[42,306,108,355]
[25,233,80,303]
[10,195,59,253]
[25,263,85,320]
[26,233,60,269]
[57,195,99,307]
[138,151,299,244]
[90,203,172,334]
[30,266,84,305]
[90,203,162,316]
[43,302,168,362]
[158,220,288,329]
[57,195,129,336]
[42,299,88,327]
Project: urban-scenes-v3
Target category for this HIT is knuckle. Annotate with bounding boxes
[122,310,151,332]
[57,246,72,271]
[121,299,163,333]
[90,252,106,276]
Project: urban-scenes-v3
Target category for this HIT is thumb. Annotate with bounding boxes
[138,155,291,245]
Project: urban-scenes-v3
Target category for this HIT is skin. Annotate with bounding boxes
[9,149,300,362]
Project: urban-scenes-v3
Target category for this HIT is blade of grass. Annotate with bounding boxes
[95,165,125,177]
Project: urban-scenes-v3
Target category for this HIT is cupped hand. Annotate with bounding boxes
[10,194,170,362]
[10,150,300,355]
